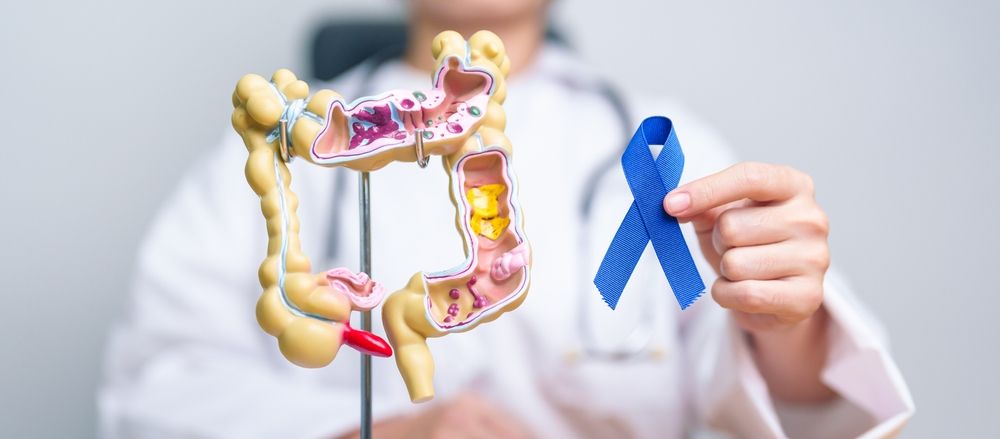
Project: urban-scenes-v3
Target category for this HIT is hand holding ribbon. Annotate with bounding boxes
[663,160,831,333]
[594,116,835,401]
[661,158,834,401]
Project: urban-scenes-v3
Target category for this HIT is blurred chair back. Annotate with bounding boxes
[310,19,407,81]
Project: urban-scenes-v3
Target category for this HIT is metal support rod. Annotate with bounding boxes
[358,171,373,439]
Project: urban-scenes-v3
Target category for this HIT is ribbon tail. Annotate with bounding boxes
[650,124,705,309]
[646,214,706,310]
[594,202,648,309]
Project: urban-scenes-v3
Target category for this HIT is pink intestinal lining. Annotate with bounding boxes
[424,150,528,331]
[310,56,494,161]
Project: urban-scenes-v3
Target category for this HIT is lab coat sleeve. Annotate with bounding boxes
[684,270,915,438]
[97,134,413,439]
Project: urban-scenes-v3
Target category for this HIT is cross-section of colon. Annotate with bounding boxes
[381,146,532,403]
[424,150,529,330]
[309,56,494,167]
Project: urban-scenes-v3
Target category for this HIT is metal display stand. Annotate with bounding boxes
[356,134,425,438]
[358,171,373,439]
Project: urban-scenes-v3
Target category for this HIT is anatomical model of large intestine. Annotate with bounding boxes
[231,30,530,402]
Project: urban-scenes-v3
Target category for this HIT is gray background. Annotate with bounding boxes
[1,0,997,437]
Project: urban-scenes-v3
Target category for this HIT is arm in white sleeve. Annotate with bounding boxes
[97,135,413,439]
[650,98,915,437]
[683,268,915,438]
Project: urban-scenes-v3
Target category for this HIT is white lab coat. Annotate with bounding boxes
[99,44,914,439]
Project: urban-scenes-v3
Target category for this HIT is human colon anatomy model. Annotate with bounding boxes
[230,30,530,402]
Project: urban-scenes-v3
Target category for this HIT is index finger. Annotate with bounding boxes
[664,162,810,217]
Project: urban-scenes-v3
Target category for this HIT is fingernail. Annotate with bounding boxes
[665,192,691,214]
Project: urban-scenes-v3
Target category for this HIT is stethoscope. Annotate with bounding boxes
[323,42,660,362]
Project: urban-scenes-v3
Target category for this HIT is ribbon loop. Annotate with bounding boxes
[594,116,705,310]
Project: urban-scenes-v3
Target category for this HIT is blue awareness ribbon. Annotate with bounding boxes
[593,116,705,310]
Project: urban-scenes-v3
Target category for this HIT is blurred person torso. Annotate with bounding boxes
[100,39,911,439]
